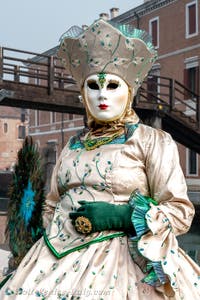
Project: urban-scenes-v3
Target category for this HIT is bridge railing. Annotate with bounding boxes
[0,47,75,95]
[135,75,200,129]
[0,47,199,130]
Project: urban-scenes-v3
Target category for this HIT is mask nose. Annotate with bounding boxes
[98,88,107,101]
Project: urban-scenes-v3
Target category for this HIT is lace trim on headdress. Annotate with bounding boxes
[108,20,155,52]
[59,25,83,42]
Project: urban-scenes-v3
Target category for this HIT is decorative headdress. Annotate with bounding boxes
[57,18,157,91]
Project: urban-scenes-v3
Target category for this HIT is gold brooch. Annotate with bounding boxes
[75,216,92,234]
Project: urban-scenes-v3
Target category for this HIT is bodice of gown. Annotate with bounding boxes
[44,123,193,261]
[44,125,150,258]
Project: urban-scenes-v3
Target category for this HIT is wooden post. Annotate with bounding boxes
[48,56,54,95]
[0,47,3,83]
[58,71,64,89]
[14,65,20,82]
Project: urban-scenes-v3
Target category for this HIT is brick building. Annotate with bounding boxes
[0,107,27,170]
[29,111,84,159]
[0,106,27,245]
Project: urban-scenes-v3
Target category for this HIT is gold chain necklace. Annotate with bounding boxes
[83,132,120,150]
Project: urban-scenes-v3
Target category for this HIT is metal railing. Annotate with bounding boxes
[135,75,200,129]
[0,47,75,95]
[0,47,199,130]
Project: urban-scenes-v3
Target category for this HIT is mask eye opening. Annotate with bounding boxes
[107,82,119,90]
[87,81,99,90]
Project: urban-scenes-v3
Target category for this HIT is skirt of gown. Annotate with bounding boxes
[0,236,166,300]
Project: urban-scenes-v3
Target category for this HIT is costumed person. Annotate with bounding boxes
[1,18,200,299]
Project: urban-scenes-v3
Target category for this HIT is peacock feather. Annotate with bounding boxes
[19,180,36,227]
[6,136,45,270]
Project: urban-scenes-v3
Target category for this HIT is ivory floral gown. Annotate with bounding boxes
[1,122,200,299]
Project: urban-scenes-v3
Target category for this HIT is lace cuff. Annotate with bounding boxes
[128,190,168,286]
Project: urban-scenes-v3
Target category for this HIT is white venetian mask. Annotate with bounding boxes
[83,73,129,123]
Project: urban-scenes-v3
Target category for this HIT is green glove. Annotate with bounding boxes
[69,201,136,235]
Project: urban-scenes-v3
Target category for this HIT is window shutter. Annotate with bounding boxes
[18,125,26,139]
[151,20,158,47]
[189,149,197,175]
[189,4,196,35]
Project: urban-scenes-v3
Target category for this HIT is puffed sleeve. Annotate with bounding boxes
[137,128,195,262]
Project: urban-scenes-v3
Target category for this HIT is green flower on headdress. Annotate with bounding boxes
[98,72,106,88]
